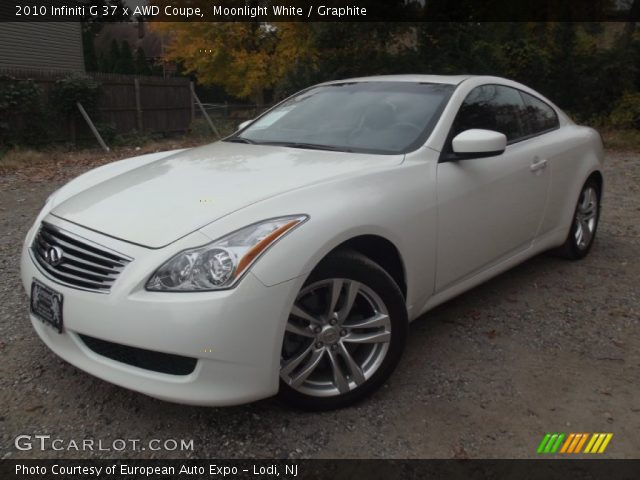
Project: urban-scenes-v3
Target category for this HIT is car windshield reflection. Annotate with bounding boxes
[227,82,455,154]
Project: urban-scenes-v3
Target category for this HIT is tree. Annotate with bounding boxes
[135,47,151,76]
[97,51,110,74]
[81,0,130,73]
[620,0,639,48]
[82,28,98,72]
[107,39,120,73]
[117,40,135,74]
[152,22,315,104]
[307,23,414,79]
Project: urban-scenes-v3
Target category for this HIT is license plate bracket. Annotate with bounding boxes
[30,279,64,333]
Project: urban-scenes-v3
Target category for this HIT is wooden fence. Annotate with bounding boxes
[0,69,193,142]
[94,72,193,134]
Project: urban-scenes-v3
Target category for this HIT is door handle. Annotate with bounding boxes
[530,158,548,172]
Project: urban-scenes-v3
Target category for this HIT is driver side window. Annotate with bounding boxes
[451,85,529,144]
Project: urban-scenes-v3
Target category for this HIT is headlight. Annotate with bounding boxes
[146,215,308,291]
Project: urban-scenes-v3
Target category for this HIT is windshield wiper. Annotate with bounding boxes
[258,141,352,152]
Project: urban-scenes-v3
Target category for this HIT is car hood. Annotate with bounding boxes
[52,142,403,248]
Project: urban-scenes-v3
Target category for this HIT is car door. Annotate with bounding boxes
[434,84,550,292]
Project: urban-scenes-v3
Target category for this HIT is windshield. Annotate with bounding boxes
[228,82,455,154]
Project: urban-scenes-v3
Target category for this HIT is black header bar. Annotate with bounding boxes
[2,459,640,480]
[2,0,639,22]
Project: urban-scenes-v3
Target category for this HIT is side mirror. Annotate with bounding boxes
[238,119,253,131]
[451,129,507,158]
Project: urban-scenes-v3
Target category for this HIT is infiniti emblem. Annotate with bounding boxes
[46,246,64,266]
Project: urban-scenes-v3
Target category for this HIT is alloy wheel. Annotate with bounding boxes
[574,186,598,250]
[280,278,392,397]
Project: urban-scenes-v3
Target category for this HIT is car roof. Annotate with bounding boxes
[322,74,474,86]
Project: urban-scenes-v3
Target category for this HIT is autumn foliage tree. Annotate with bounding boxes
[151,22,315,104]
[150,16,638,124]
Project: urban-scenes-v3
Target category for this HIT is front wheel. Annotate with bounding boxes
[278,250,407,410]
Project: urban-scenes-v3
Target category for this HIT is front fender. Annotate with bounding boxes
[198,155,439,312]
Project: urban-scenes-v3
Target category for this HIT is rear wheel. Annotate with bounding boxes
[278,250,407,410]
[556,178,601,259]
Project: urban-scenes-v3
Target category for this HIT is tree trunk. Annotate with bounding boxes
[69,114,76,146]
[620,0,639,49]
[253,89,264,107]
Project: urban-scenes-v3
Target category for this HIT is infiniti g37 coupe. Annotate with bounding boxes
[21,75,603,410]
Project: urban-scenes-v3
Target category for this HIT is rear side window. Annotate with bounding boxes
[520,92,559,135]
[451,85,529,143]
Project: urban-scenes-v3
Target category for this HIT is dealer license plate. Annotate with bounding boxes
[30,279,63,333]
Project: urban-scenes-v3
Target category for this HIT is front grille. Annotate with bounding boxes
[31,222,132,293]
[79,334,197,375]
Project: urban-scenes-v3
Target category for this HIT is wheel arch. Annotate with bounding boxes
[587,169,604,196]
[321,234,407,300]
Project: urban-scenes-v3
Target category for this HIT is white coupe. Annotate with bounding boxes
[21,75,604,410]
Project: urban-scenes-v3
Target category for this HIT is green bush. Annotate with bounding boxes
[0,75,48,145]
[189,118,214,139]
[94,122,117,144]
[50,74,101,115]
[609,92,640,130]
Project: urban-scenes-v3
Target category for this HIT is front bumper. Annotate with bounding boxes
[20,216,304,406]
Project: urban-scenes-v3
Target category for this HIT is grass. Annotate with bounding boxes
[0,128,221,181]
[0,117,244,179]
[601,129,640,152]
[0,148,47,171]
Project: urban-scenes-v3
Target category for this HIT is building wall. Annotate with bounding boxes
[0,22,85,71]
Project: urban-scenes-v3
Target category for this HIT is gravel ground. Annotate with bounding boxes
[0,150,638,460]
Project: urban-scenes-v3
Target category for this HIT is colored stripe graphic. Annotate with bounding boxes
[585,433,614,454]
[584,433,599,453]
[537,433,565,454]
[568,433,582,453]
[551,433,565,453]
[537,433,552,453]
[598,433,613,453]
[574,433,589,453]
[560,433,575,453]
[544,433,558,453]
[538,433,613,454]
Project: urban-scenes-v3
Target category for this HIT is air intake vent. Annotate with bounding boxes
[79,334,197,375]
[31,222,132,293]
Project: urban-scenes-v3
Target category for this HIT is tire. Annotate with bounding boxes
[555,178,601,260]
[278,249,408,410]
